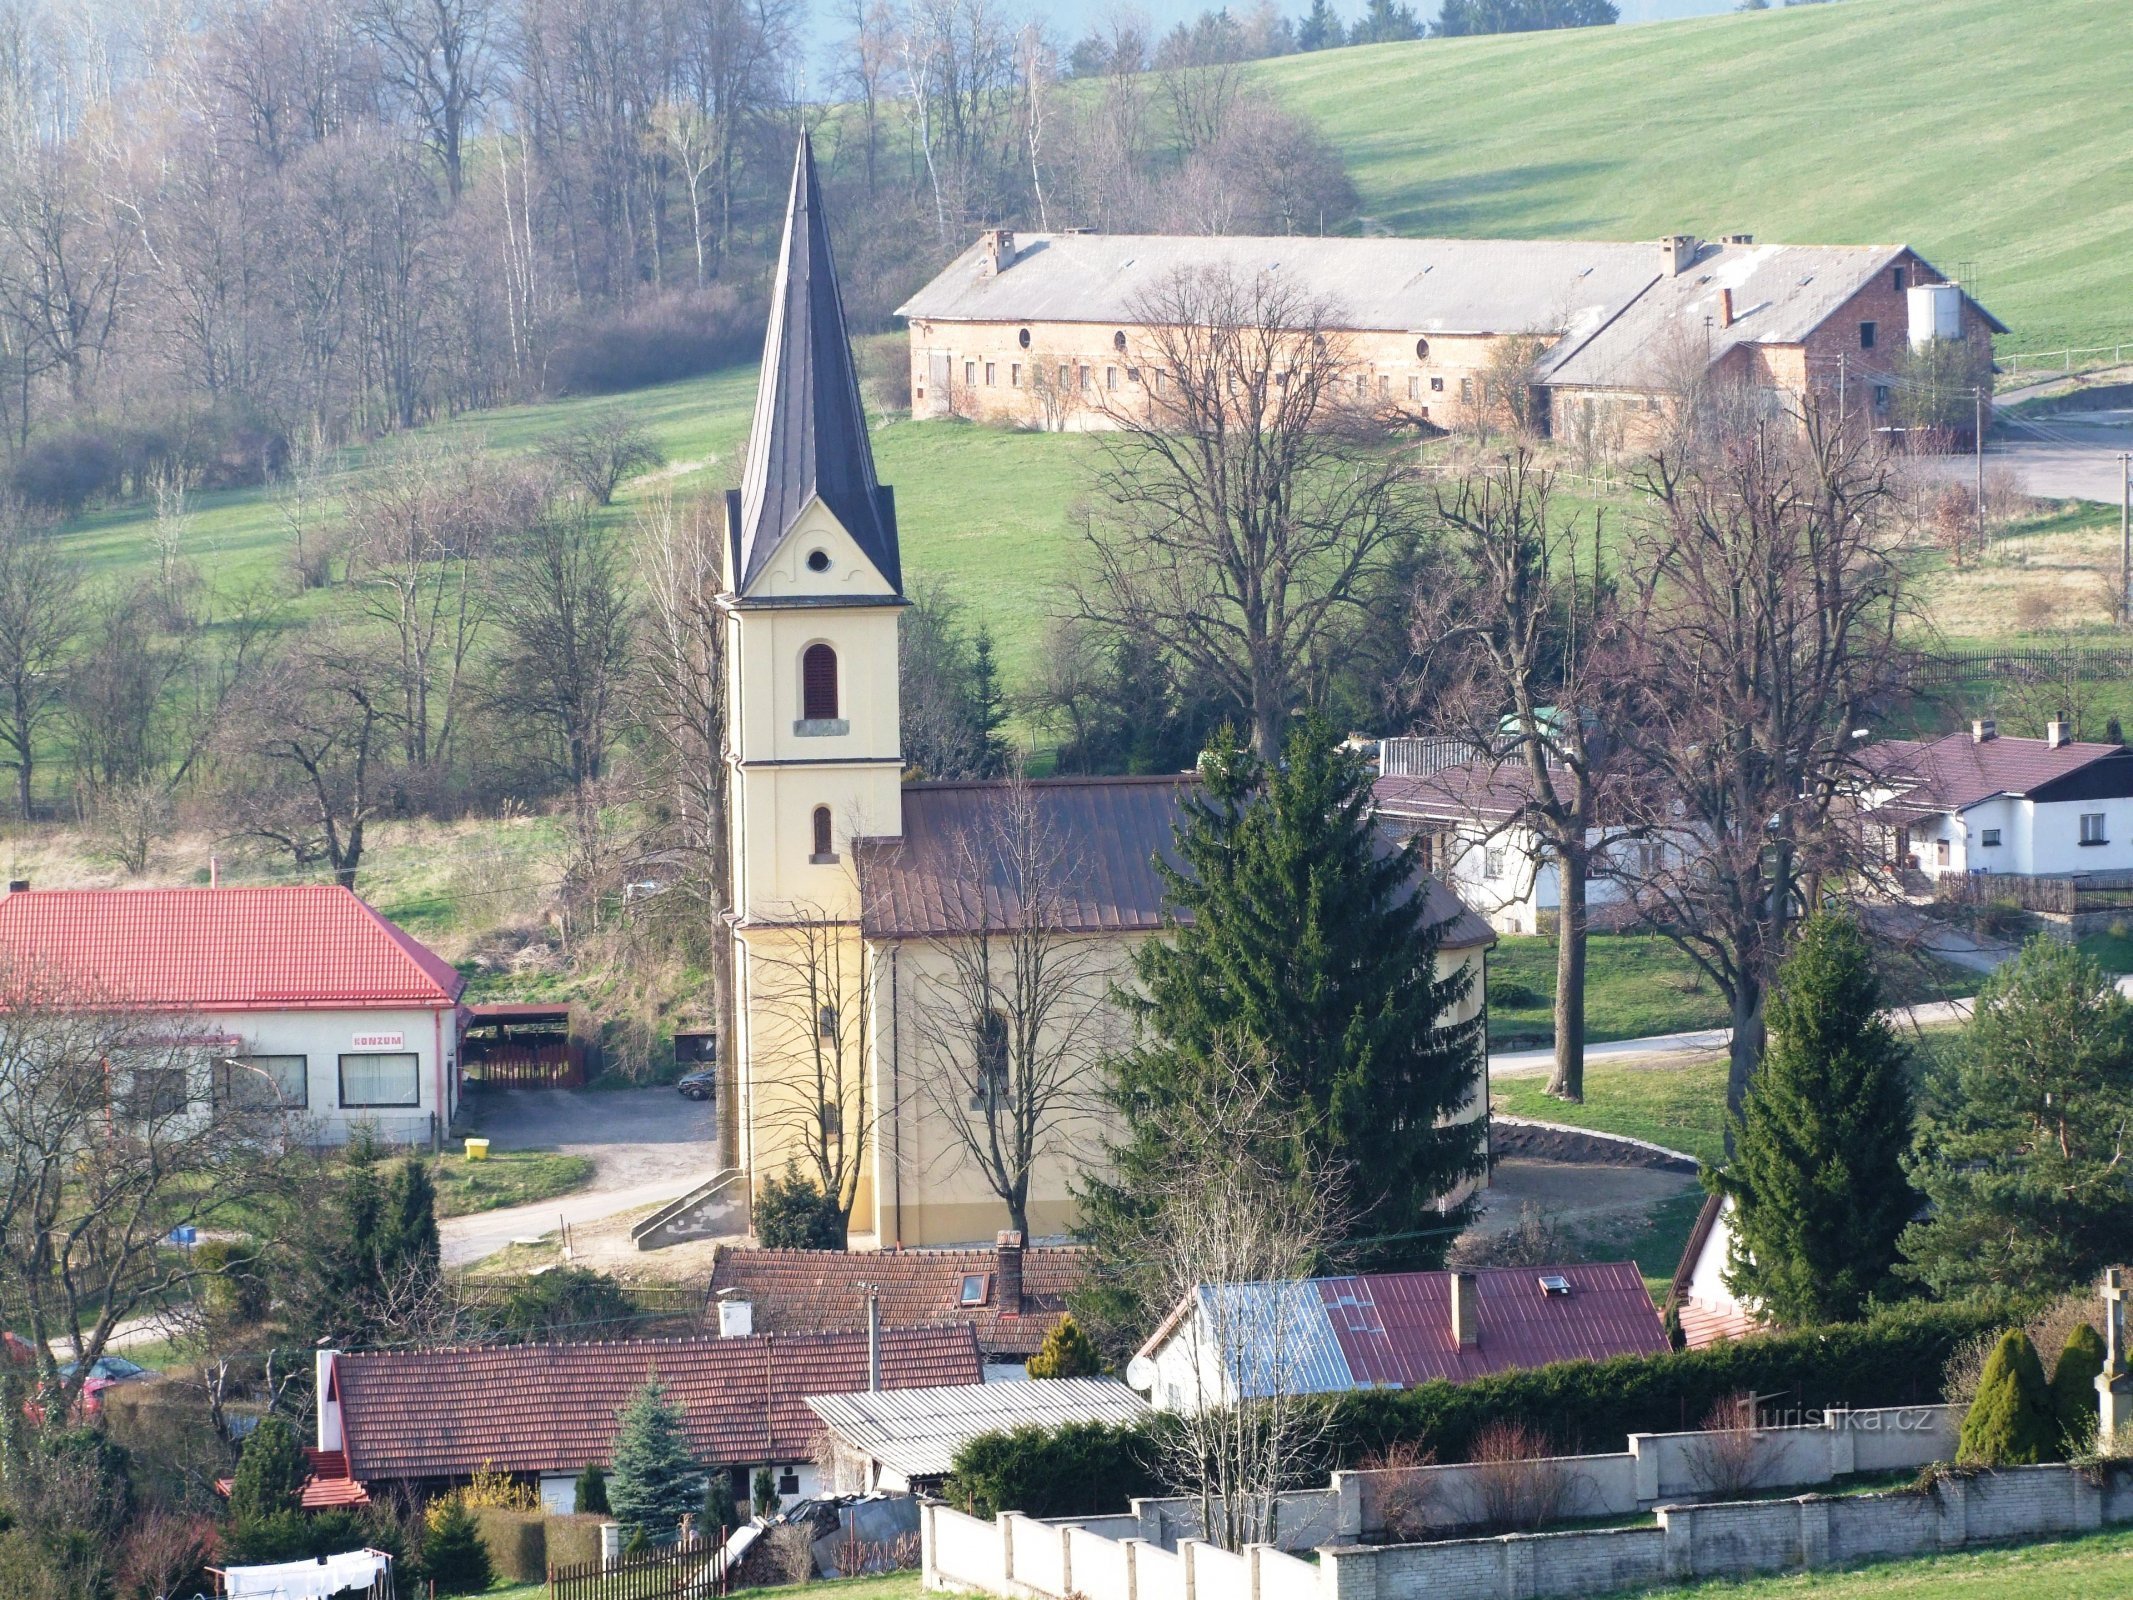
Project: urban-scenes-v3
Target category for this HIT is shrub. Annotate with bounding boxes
[545,1513,606,1570]
[547,286,758,394]
[423,1497,495,1595]
[751,1466,779,1519]
[193,1239,272,1325]
[1959,1330,2058,1465]
[1679,1391,1768,1498]
[226,1417,306,1526]
[755,1163,844,1249]
[1026,1314,1103,1379]
[702,1467,739,1535]
[13,427,119,511]
[574,1462,610,1516]
[471,1506,546,1583]
[1469,1420,1575,1532]
[1490,980,1541,1009]
[944,1420,1164,1519]
[2049,1323,2106,1456]
[501,1266,637,1341]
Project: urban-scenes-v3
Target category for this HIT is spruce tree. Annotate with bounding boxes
[422,1496,494,1595]
[574,1462,610,1516]
[752,1466,780,1519]
[227,1416,307,1527]
[1959,1329,2059,1465]
[702,1467,738,1535]
[2050,1323,2107,1454]
[1707,912,1915,1325]
[609,1379,698,1536]
[382,1159,441,1279]
[1077,718,1485,1335]
[1025,1314,1103,1379]
[1902,938,2133,1297]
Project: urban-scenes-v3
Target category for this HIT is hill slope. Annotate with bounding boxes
[1257,0,2131,351]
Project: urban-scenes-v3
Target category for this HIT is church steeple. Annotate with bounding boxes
[731,132,900,597]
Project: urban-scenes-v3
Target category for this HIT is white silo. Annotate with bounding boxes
[1907,282,1963,349]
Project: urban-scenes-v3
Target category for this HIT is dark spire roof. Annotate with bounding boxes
[732,133,900,596]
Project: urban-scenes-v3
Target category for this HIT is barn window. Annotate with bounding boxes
[1113,330,1127,351]
[1431,376,1444,392]
[802,644,839,721]
[984,362,996,386]
[964,360,976,386]
[1415,337,1429,360]
[1859,320,1877,350]
[1058,364,1070,389]
[1980,828,2002,847]
[1408,375,1419,399]
[1106,366,1118,390]
[1010,362,1021,386]
[1892,267,1906,292]
[811,805,835,863]
[1017,326,1032,348]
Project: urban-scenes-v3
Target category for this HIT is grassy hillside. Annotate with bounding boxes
[1257,0,2133,352]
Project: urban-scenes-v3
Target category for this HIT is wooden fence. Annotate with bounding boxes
[464,1043,586,1088]
[1907,645,2133,691]
[1934,872,2133,916]
[548,1532,729,1600]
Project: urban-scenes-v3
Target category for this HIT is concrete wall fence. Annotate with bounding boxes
[922,1408,2133,1600]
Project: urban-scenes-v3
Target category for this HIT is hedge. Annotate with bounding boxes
[471,1507,545,1583]
[944,1303,2007,1518]
[543,1514,606,1572]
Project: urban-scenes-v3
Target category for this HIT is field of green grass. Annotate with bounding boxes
[1493,1055,1729,1166]
[1489,934,1977,1049]
[487,1573,919,1600]
[424,1146,595,1218]
[1257,0,2133,354]
[1629,1526,2133,1597]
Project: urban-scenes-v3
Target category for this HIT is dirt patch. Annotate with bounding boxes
[1493,1117,1697,1171]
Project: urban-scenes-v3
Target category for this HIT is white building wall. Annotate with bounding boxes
[204,1004,456,1147]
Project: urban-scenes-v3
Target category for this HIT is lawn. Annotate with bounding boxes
[1257,0,2133,354]
[2079,931,2133,975]
[423,1146,596,1219]
[1489,934,1977,1049]
[1626,1526,2133,1597]
[486,1574,919,1600]
[1493,1055,1730,1167]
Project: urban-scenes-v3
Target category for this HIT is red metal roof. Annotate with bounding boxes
[332,1326,982,1480]
[0,886,464,1010]
[1867,732,2128,813]
[1322,1263,1668,1386]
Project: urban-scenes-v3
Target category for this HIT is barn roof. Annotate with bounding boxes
[807,1378,1150,1479]
[855,774,1493,948]
[1137,1263,1669,1395]
[0,886,463,1010]
[732,132,900,597]
[330,1326,982,1480]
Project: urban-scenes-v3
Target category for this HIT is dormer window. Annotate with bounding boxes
[803,644,838,719]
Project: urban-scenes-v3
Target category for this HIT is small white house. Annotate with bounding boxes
[1668,1193,1762,1349]
[1865,722,2133,881]
[0,884,465,1148]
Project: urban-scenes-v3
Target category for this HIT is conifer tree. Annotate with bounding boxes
[382,1159,441,1279]
[1706,911,1914,1325]
[1025,1313,1103,1379]
[1077,718,1485,1337]
[422,1496,494,1595]
[703,1466,738,1535]
[227,1416,307,1527]
[1958,1329,2059,1465]
[609,1379,698,1536]
[574,1462,610,1516]
[2049,1323,2106,1454]
[752,1466,780,1518]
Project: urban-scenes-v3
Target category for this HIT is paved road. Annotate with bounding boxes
[1488,996,1978,1077]
[440,1085,722,1266]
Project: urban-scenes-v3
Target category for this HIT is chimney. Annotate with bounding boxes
[978,228,1017,278]
[1450,1272,1479,1348]
[995,1229,1025,1315]
[866,1290,882,1392]
[2049,719,2070,749]
[1721,233,1754,246]
[1661,234,1701,276]
[4,879,24,895]
[716,1294,753,1338]
[1973,718,1997,744]
[1718,288,1735,329]
[209,854,220,889]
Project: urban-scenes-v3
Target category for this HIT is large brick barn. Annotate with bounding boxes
[896,230,2003,444]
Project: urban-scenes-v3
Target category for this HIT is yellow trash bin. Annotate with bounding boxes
[464,1137,491,1161]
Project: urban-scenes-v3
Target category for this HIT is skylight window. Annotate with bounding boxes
[960,1273,990,1307]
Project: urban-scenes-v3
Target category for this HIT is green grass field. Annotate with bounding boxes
[487,1573,919,1600]
[1628,1526,2133,1597]
[1493,1054,1729,1166]
[1257,0,2133,354]
[424,1147,595,1218]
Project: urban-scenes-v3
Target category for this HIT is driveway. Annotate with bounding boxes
[441,1085,722,1266]
[1488,996,1978,1077]
[1908,401,2133,504]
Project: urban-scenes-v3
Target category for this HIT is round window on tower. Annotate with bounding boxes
[807,549,831,572]
[1018,327,1032,349]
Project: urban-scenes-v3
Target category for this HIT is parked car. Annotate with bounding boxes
[678,1068,716,1102]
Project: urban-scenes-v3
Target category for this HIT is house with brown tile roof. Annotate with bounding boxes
[1864,721,2133,882]
[315,1325,981,1517]
[714,134,1496,1255]
[708,1232,1086,1368]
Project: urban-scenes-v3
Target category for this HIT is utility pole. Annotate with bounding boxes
[2121,452,2131,627]
[1974,386,1986,557]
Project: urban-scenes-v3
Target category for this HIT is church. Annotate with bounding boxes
[717,136,1494,1248]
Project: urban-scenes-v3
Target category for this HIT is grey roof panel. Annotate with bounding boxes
[805,1378,1150,1478]
[734,135,900,595]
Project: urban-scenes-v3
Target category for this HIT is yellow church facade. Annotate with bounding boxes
[720,138,1494,1249]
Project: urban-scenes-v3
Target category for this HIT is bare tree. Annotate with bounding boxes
[221,633,392,888]
[1080,263,1417,758]
[356,0,497,201]
[0,971,294,1421]
[542,414,666,507]
[1414,447,1626,1101]
[273,420,339,591]
[748,901,877,1245]
[0,499,80,819]
[488,496,634,829]
[1616,396,1917,1117]
[905,770,1114,1237]
[1136,1043,1340,1552]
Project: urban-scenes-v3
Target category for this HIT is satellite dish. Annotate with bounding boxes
[1125,1356,1158,1391]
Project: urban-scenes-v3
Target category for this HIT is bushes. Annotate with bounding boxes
[944,1421,1163,1520]
[754,1164,844,1250]
[946,1303,2007,1520]
[544,1513,606,1571]
[471,1506,546,1583]
[423,1497,494,1596]
[1958,1330,2058,1465]
[547,286,759,394]
[2049,1324,2106,1455]
[1025,1314,1103,1379]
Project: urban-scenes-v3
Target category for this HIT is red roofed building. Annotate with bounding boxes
[316,1325,982,1514]
[1131,1263,1669,1410]
[0,885,466,1148]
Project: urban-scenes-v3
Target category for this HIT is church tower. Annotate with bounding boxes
[722,133,903,1215]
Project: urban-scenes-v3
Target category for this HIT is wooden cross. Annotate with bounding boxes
[2105,1266,2128,1378]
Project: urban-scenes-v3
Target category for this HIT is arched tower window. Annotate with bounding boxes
[973,1010,1010,1109]
[802,643,839,721]
[812,805,834,862]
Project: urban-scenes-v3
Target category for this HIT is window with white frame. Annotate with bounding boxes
[340,1052,419,1108]
[1979,828,2002,848]
[2082,812,2108,845]
[215,1053,308,1110]
[1484,848,1506,880]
